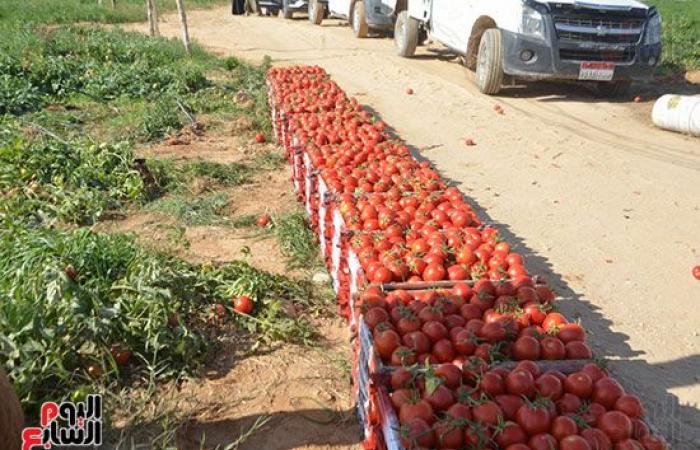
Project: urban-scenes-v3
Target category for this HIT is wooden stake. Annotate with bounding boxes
[111,0,117,8]
[175,0,192,54]
[146,0,160,37]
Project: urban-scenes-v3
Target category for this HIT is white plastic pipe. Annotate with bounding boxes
[652,94,700,137]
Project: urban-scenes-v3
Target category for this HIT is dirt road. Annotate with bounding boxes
[128,9,700,448]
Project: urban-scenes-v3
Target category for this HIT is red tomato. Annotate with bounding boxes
[432,339,456,363]
[631,419,650,440]
[423,263,447,281]
[479,371,506,396]
[542,312,568,331]
[400,418,435,448]
[391,388,417,410]
[433,419,464,448]
[515,360,542,378]
[551,415,579,440]
[581,428,613,450]
[556,393,582,414]
[566,341,593,359]
[541,337,567,360]
[254,132,266,143]
[472,401,504,426]
[593,377,625,409]
[529,433,559,450]
[693,265,700,280]
[506,369,536,398]
[423,384,455,412]
[536,373,564,400]
[516,404,552,435]
[374,329,401,360]
[598,411,633,443]
[561,435,593,450]
[422,321,449,343]
[557,323,586,343]
[447,264,469,280]
[495,422,528,448]
[446,403,472,421]
[615,439,645,450]
[495,394,525,420]
[233,295,254,314]
[391,346,417,366]
[435,364,462,389]
[391,368,414,390]
[512,336,542,360]
[256,213,270,226]
[110,345,131,366]
[364,307,389,329]
[639,434,667,450]
[564,372,594,398]
[399,399,435,425]
[615,394,644,419]
[403,331,432,354]
[581,363,607,383]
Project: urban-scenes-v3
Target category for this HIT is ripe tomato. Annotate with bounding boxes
[110,345,132,366]
[391,368,414,390]
[516,404,552,435]
[446,402,472,421]
[506,369,536,398]
[391,388,417,410]
[615,394,644,419]
[581,363,606,383]
[374,329,402,360]
[472,401,504,426]
[391,346,418,366]
[435,364,462,389]
[515,360,541,378]
[541,337,566,360]
[631,419,650,440]
[400,399,435,425]
[371,266,393,283]
[615,439,645,450]
[65,264,78,281]
[551,415,579,440]
[529,433,559,450]
[447,264,469,281]
[536,373,564,400]
[542,312,568,331]
[561,435,593,450]
[495,422,528,448]
[423,263,447,281]
[693,265,700,280]
[495,394,524,420]
[564,372,594,398]
[87,365,103,379]
[364,307,389,329]
[480,371,506,396]
[422,321,449,343]
[598,411,633,443]
[423,384,455,412]
[581,428,613,450]
[403,331,432,354]
[639,434,667,450]
[557,323,586,343]
[512,336,542,360]
[254,132,266,143]
[556,393,582,414]
[566,341,593,359]
[432,339,456,363]
[593,377,625,409]
[400,417,435,448]
[256,214,270,227]
[433,419,464,448]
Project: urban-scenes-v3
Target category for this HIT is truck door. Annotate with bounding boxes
[430,0,472,53]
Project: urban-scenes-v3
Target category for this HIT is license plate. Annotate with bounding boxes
[578,62,615,81]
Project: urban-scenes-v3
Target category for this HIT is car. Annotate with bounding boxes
[307,0,394,37]
[392,0,662,95]
[232,0,309,19]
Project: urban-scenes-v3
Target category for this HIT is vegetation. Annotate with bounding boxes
[274,211,322,270]
[650,0,700,72]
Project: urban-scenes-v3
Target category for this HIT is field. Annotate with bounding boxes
[650,0,700,72]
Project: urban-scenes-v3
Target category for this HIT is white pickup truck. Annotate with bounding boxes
[331,0,661,95]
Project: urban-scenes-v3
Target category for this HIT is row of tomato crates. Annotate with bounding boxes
[265,69,667,450]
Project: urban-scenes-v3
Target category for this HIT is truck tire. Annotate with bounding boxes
[282,0,294,19]
[394,11,418,57]
[352,1,369,38]
[308,0,325,24]
[475,28,504,95]
[594,81,631,98]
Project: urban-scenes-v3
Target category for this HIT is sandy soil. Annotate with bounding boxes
[125,9,700,448]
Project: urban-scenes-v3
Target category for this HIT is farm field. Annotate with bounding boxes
[0,2,699,450]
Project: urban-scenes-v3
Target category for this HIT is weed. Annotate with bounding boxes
[146,193,231,226]
[252,151,287,170]
[274,211,322,270]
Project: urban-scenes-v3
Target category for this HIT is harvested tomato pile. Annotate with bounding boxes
[266,66,667,450]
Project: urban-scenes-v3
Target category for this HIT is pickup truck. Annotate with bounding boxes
[348,0,660,96]
[232,0,309,19]
[394,0,662,95]
[307,0,395,37]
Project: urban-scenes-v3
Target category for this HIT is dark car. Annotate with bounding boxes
[232,0,309,19]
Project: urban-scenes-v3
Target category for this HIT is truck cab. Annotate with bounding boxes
[393,0,662,95]
[308,0,395,37]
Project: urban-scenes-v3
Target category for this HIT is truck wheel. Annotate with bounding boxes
[475,28,504,95]
[352,1,369,38]
[394,11,418,57]
[308,0,325,24]
[594,81,631,98]
[282,0,294,19]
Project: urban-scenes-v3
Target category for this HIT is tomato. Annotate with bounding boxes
[506,369,536,398]
[391,346,418,366]
[422,321,449,344]
[453,330,477,356]
[524,303,548,325]
[529,433,559,450]
[557,323,586,343]
[397,315,422,335]
[564,372,594,398]
[556,393,582,414]
[631,419,649,440]
[399,399,435,425]
[639,434,667,450]
[391,367,414,390]
[598,411,633,442]
[446,402,472,422]
[615,439,645,450]
[375,329,402,360]
[400,417,435,448]
[423,384,455,412]
[516,404,552,435]
[110,345,132,366]
[87,365,103,379]
[561,435,593,450]
[364,306,389,329]
[435,364,462,389]
[506,445,531,450]
[403,331,432,354]
[495,394,525,420]
[392,388,417,410]
[432,339,456,363]
[472,401,504,426]
[419,306,444,323]
[512,336,542,360]
[371,266,394,283]
[581,363,607,383]
[65,264,78,281]
[453,282,473,300]
[433,419,464,448]
[254,132,266,143]
[551,415,579,440]
[478,320,513,343]
[541,337,567,360]
[566,341,593,359]
[447,264,469,281]
[615,394,644,419]
[581,402,607,428]
[542,312,568,331]
[515,360,542,378]
[693,265,700,280]
[423,263,447,281]
[444,314,466,329]
[495,422,528,448]
[593,377,625,409]
[536,373,564,400]
[582,428,613,450]
[479,371,506,396]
